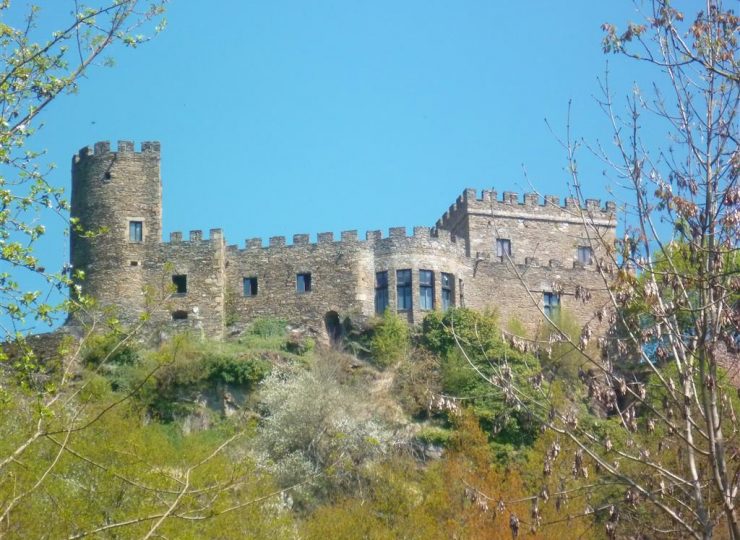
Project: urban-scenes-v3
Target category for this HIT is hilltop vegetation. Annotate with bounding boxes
[2,307,692,539]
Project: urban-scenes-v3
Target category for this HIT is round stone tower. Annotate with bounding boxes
[70,140,162,321]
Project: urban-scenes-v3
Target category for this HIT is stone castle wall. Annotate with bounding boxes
[69,141,617,340]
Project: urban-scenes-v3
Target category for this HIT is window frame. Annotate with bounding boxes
[296,272,312,293]
[543,292,560,318]
[243,276,258,297]
[577,245,593,265]
[396,269,412,311]
[129,220,143,243]
[441,272,454,311]
[496,238,511,258]
[419,269,434,311]
[375,270,389,315]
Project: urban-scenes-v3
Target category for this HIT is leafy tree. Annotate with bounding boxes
[0,1,166,339]
[423,308,547,459]
[463,2,740,538]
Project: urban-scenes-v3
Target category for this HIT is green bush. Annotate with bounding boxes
[205,354,271,387]
[416,426,452,447]
[369,310,409,367]
[83,332,139,367]
[248,317,288,338]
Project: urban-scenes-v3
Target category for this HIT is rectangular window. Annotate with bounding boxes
[129,220,143,242]
[375,271,389,314]
[396,269,412,311]
[441,272,454,311]
[243,277,258,297]
[496,238,511,257]
[296,272,312,293]
[419,270,434,310]
[543,292,560,318]
[172,274,187,294]
[577,246,593,265]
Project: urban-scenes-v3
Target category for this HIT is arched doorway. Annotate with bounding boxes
[324,311,342,345]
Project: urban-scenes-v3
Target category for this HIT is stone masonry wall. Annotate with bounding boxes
[70,141,161,322]
[222,227,468,336]
[68,141,617,342]
[437,189,617,266]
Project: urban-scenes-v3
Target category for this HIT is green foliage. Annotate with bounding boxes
[248,316,288,338]
[393,348,442,418]
[0,1,166,334]
[205,352,272,386]
[82,331,139,367]
[369,310,409,367]
[537,308,591,383]
[422,308,546,460]
[0,396,290,539]
[422,307,499,354]
[416,426,453,447]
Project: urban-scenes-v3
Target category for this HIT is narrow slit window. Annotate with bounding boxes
[396,269,412,311]
[577,246,593,265]
[375,271,388,314]
[495,238,511,257]
[419,270,434,310]
[296,273,312,293]
[172,274,187,294]
[543,292,560,318]
[441,272,454,311]
[129,221,143,242]
[243,277,258,297]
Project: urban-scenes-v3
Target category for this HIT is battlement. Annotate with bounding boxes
[68,138,617,339]
[227,226,465,253]
[72,140,161,165]
[436,188,617,230]
[168,228,223,244]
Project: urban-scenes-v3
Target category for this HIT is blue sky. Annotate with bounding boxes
[17,1,668,329]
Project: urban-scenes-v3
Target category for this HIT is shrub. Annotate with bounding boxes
[369,310,409,367]
[83,332,139,367]
[205,354,271,387]
[248,317,288,338]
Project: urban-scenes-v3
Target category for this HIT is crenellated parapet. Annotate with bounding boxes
[227,226,466,256]
[67,138,618,340]
[167,229,224,244]
[72,140,160,166]
[436,188,617,231]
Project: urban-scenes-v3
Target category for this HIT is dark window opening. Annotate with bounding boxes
[396,269,412,311]
[441,272,454,311]
[172,310,188,320]
[496,238,511,257]
[243,276,258,296]
[375,271,389,314]
[544,292,560,318]
[297,272,312,293]
[577,246,593,265]
[419,270,434,310]
[172,274,187,294]
[129,221,143,242]
[130,260,139,267]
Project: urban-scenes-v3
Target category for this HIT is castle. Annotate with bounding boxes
[70,140,617,340]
